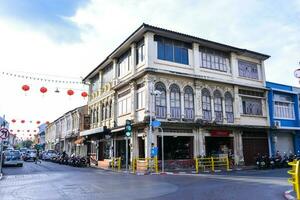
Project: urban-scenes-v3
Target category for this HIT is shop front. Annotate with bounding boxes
[205,130,233,157]
[269,130,295,155]
[80,126,111,167]
[155,127,195,170]
[242,131,269,165]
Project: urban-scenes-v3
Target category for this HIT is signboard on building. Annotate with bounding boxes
[210,130,231,137]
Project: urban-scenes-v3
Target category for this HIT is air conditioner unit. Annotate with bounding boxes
[274,121,281,128]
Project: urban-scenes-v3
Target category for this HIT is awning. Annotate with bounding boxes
[111,127,124,133]
[74,137,84,145]
[80,127,105,137]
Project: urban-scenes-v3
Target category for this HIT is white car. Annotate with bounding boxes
[24,149,37,161]
[4,150,23,167]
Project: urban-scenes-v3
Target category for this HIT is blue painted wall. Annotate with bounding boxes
[266,82,300,155]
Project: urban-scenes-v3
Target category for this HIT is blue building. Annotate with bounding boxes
[267,82,300,155]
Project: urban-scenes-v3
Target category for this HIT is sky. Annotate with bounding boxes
[0,0,299,140]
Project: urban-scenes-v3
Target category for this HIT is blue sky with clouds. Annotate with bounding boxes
[0,0,299,137]
[0,0,90,42]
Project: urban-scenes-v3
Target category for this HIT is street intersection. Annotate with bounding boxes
[0,162,291,200]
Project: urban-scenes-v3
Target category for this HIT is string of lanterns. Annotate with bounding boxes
[21,84,88,98]
[1,71,86,85]
[10,119,50,125]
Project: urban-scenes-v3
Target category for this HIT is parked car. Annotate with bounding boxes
[3,150,23,167]
[24,149,37,161]
[20,148,28,160]
[42,150,57,160]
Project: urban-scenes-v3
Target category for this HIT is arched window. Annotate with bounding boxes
[214,90,223,122]
[225,92,234,123]
[155,82,166,118]
[170,84,181,119]
[184,86,194,119]
[202,89,212,121]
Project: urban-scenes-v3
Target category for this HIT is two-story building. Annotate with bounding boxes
[267,82,300,155]
[83,24,271,167]
[45,105,88,156]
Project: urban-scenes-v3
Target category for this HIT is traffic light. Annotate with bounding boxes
[125,120,132,137]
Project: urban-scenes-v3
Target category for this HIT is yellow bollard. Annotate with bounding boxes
[288,160,300,199]
[133,158,136,173]
[195,157,199,173]
[117,157,121,171]
[226,156,230,171]
[155,156,158,173]
[211,157,215,172]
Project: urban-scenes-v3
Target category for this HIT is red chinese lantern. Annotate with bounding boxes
[22,85,30,92]
[11,119,16,123]
[10,129,13,132]
[27,130,30,132]
[21,120,25,123]
[45,121,50,125]
[67,89,74,96]
[29,134,31,136]
[81,91,88,98]
[36,121,40,124]
[17,130,20,132]
[34,130,37,132]
[40,87,47,94]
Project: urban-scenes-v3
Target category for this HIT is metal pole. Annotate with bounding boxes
[125,136,128,173]
[159,127,164,173]
[148,81,153,158]
[0,140,3,175]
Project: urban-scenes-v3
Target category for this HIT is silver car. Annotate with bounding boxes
[4,150,23,167]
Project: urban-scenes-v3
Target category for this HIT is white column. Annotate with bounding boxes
[199,128,206,156]
[194,82,202,120]
[144,32,155,68]
[193,43,200,73]
[222,98,226,122]
[230,52,238,80]
[130,81,137,121]
[112,59,118,85]
[211,97,215,121]
[261,61,266,86]
[166,89,171,119]
[233,86,240,120]
[99,71,103,93]
[181,89,185,119]
[131,43,137,75]
[233,130,244,166]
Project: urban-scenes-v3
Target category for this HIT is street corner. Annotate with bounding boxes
[284,190,296,200]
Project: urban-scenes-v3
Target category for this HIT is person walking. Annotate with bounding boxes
[35,148,42,164]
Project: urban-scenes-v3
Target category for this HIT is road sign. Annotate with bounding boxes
[151,146,158,158]
[0,128,9,139]
[152,120,161,128]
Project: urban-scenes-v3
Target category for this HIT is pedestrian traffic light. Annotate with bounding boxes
[125,119,132,137]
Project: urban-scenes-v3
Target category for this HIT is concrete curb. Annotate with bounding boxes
[283,190,296,200]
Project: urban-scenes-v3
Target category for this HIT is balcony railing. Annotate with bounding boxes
[226,112,234,123]
[215,111,223,123]
[203,111,212,121]
[155,106,166,118]
[184,108,194,120]
[171,107,181,119]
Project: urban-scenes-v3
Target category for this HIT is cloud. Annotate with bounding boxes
[0,0,91,43]
[0,0,299,137]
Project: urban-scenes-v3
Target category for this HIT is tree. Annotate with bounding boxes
[22,140,33,149]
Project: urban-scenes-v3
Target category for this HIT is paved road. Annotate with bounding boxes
[1,161,291,200]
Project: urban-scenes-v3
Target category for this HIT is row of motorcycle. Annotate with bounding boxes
[50,153,90,167]
[256,152,299,169]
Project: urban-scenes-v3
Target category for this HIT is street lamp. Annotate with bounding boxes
[148,86,162,158]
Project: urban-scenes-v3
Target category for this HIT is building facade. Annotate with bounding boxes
[45,105,88,156]
[267,82,300,155]
[83,24,271,167]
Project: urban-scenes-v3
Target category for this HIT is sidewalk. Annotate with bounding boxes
[284,190,297,200]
